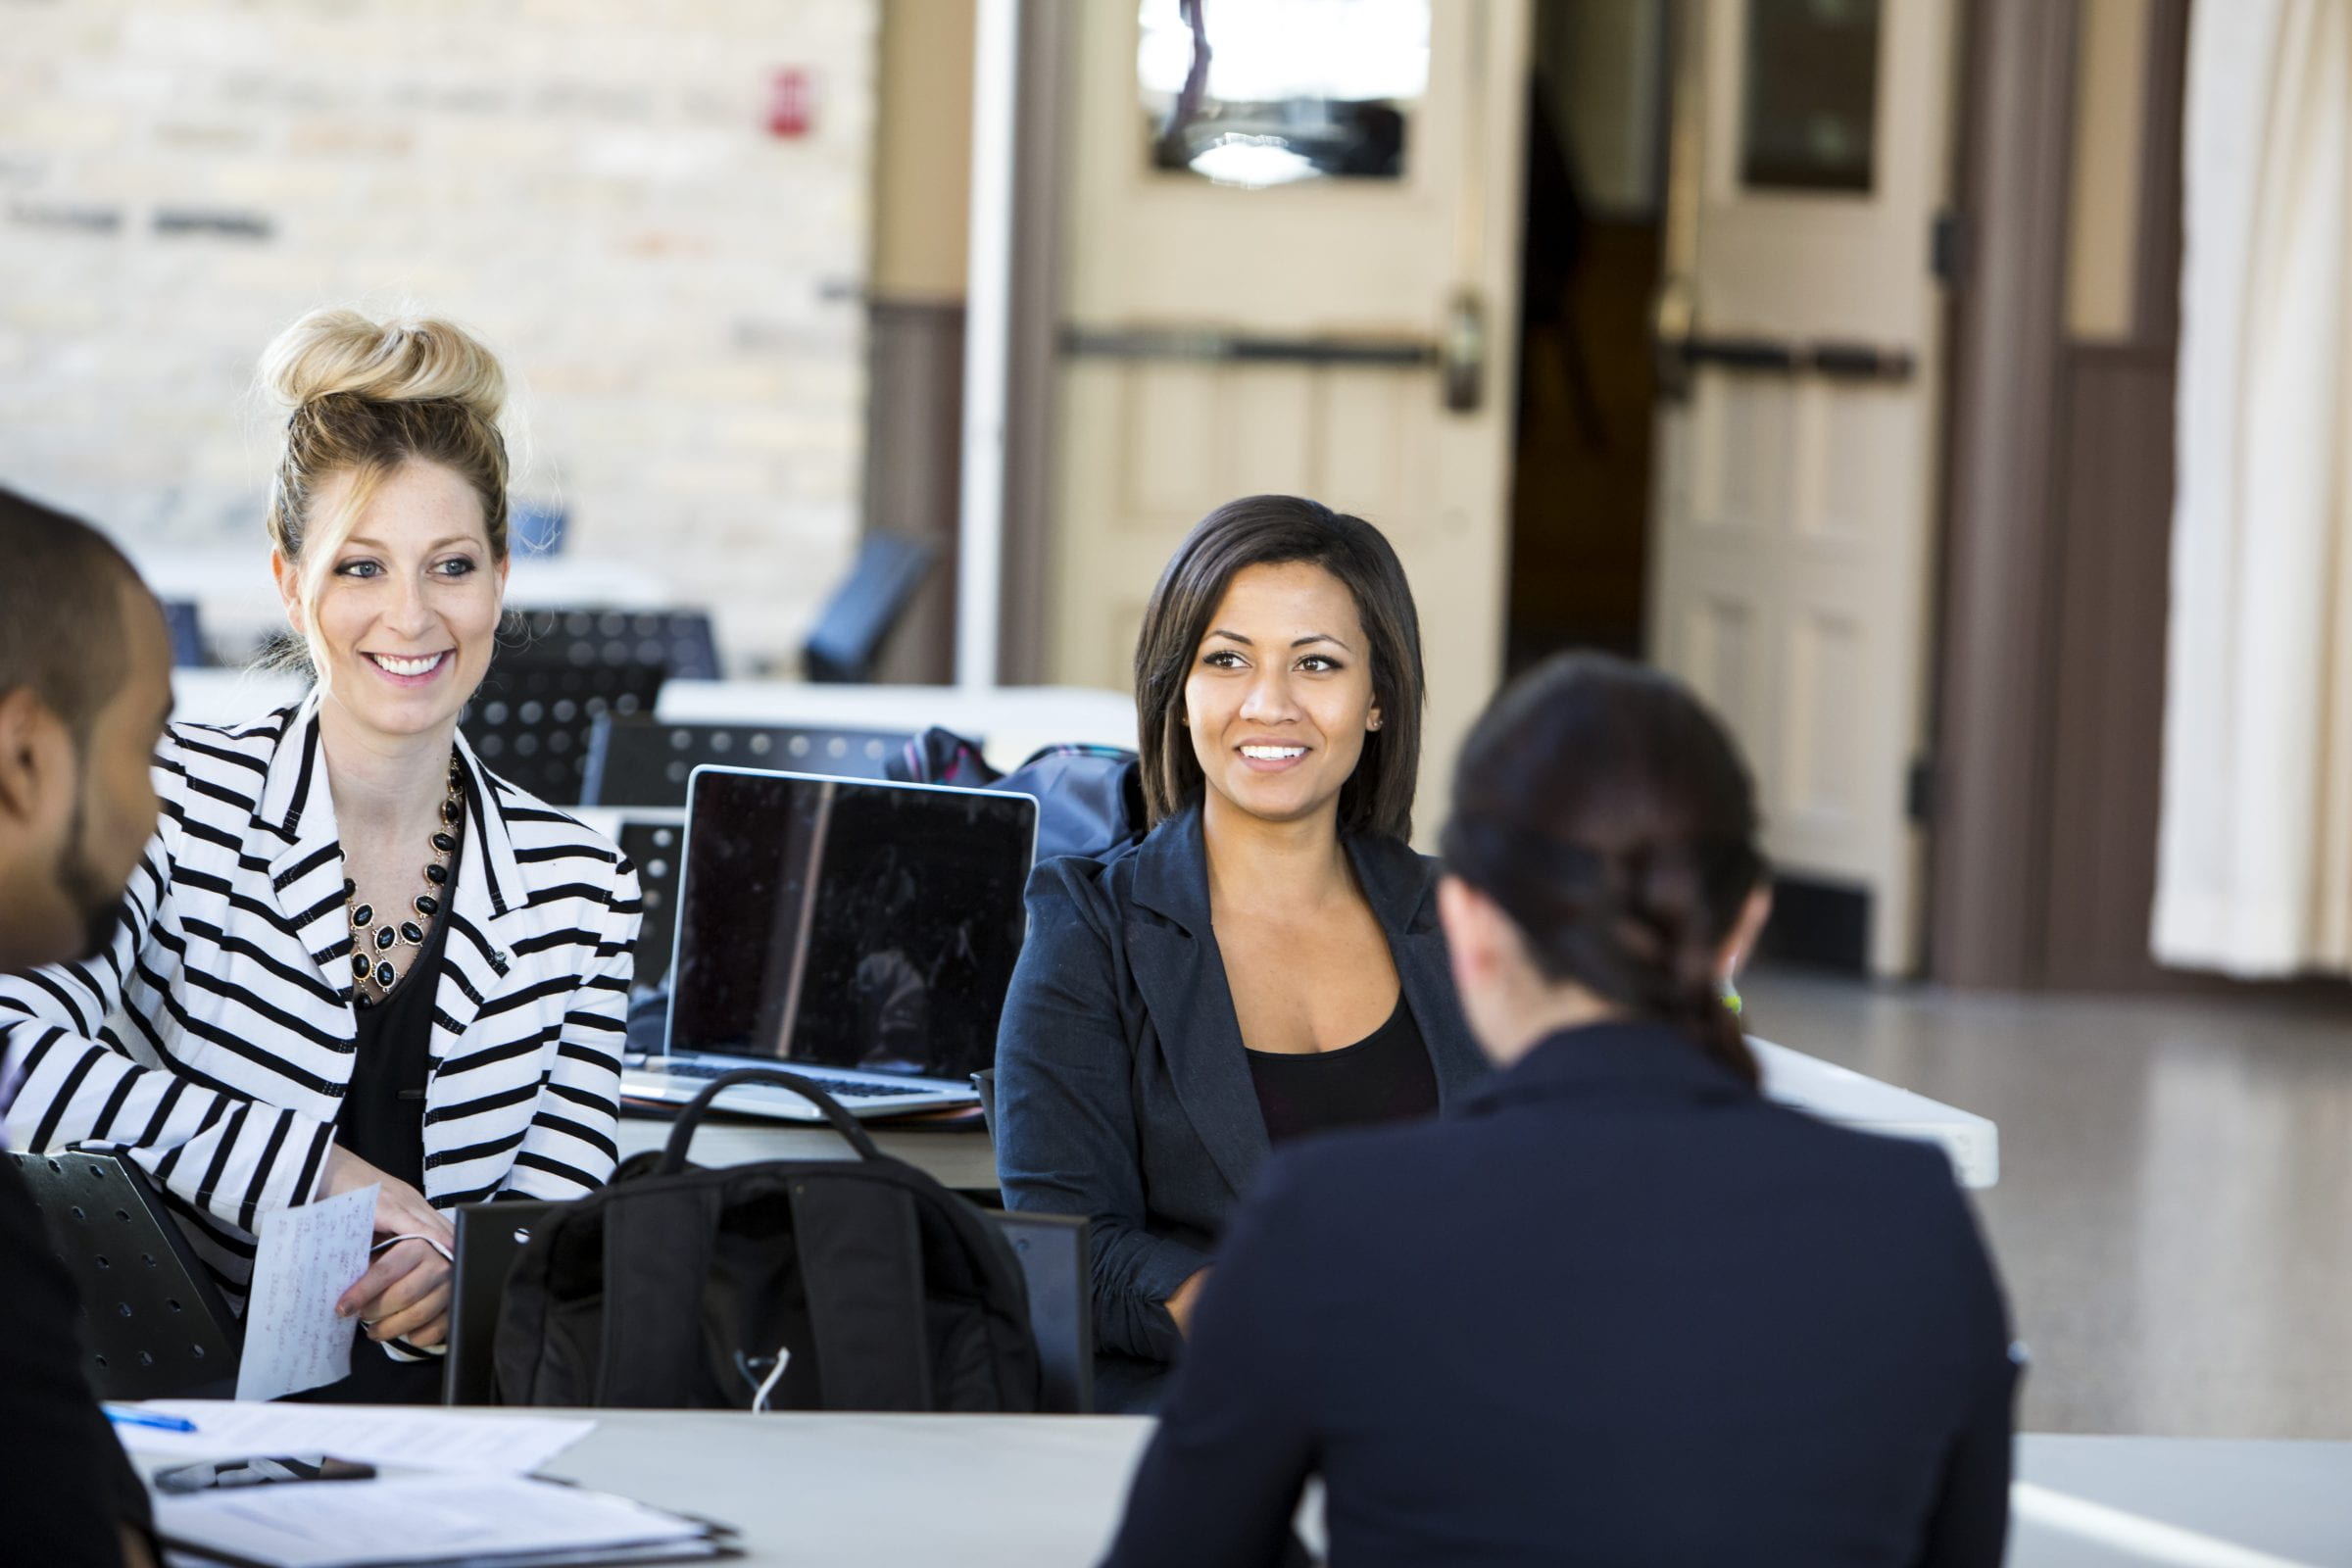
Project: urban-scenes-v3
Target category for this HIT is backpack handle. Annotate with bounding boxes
[657,1068,886,1174]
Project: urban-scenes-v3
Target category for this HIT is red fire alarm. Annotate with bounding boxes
[766,69,815,138]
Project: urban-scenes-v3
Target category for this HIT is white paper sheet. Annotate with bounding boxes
[155,1473,712,1568]
[126,1402,597,1477]
[232,1185,376,1401]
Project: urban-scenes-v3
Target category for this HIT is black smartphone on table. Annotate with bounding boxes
[151,1453,377,1494]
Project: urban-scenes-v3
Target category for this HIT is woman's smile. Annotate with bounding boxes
[364,650,454,685]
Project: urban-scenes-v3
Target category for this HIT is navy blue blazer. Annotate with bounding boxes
[993,805,1487,1411]
[1103,1020,2018,1568]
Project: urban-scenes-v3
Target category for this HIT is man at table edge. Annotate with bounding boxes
[0,487,177,1568]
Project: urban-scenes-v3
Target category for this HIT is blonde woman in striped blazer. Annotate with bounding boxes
[0,310,641,1400]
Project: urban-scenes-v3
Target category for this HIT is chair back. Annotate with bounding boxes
[987,1209,1094,1414]
[615,818,684,988]
[445,1199,558,1405]
[803,532,936,683]
[161,599,208,667]
[9,1149,238,1399]
[580,714,910,807]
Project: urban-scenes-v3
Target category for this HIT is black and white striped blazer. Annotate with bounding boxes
[0,694,641,1298]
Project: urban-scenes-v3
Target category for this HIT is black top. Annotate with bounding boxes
[0,1156,155,1565]
[993,806,1490,1414]
[301,830,462,1406]
[1104,1020,2017,1568]
[1245,996,1437,1144]
[335,827,463,1194]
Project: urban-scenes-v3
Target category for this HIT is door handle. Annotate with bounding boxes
[1663,331,1916,384]
[1059,326,1437,368]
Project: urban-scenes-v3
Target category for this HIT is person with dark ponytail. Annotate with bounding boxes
[1101,652,2017,1567]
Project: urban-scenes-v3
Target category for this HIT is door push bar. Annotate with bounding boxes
[1061,295,1492,415]
[1060,325,1438,369]
[1674,335,1917,382]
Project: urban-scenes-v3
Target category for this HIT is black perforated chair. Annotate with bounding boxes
[803,532,935,683]
[10,1148,239,1399]
[460,655,666,806]
[508,607,722,681]
[578,714,912,807]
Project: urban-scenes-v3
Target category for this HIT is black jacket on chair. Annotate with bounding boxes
[992,805,1487,1412]
[1103,1020,2017,1568]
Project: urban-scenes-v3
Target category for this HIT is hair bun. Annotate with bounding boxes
[260,307,505,424]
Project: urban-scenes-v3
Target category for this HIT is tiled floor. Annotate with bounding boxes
[1742,968,2352,1439]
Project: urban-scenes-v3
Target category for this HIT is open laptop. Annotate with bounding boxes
[619,765,1037,1121]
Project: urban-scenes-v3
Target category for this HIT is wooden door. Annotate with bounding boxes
[1648,0,1957,973]
[1047,0,1532,839]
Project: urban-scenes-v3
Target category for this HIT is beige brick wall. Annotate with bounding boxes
[0,0,878,673]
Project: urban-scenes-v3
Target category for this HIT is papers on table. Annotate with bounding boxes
[235,1184,375,1400]
[156,1472,733,1567]
[126,1402,597,1477]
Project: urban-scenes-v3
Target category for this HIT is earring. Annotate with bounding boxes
[1721,978,1742,1016]
[1368,713,1383,731]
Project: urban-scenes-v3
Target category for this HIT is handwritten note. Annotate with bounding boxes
[234,1183,374,1401]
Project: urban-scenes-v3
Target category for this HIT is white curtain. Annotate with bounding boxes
[2154,0,2352,976]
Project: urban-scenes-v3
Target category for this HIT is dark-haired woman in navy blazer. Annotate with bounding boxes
[994,499,1486,1413]
[1101,653,2017,1566]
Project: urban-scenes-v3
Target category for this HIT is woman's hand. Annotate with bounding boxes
[336,1238,453,1348]
[318,1144,454,1250]
[1165,1267,1211,1338]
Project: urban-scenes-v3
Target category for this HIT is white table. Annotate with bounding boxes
[613,1039,1999,1196]
[654,679,1134,767]
[167,671,1132,772]
[1754,1035,2000,1188]
[129,1413,2352,1566]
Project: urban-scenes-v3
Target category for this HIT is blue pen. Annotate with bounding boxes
[104,1405,197,1434]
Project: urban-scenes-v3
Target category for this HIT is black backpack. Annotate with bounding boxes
[889,727,1147,863]
[494,1069,1041,1412]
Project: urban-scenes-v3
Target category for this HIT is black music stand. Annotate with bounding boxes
[507,608,722,681]
[616,819,683,989]
[580,714,911,807]
[460,654,667,806]
[10,1148,239,1399]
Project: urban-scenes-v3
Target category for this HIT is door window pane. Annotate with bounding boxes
[1740,0,1881,194]
[1138,0,1430,188]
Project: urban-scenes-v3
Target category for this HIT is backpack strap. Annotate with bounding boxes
[658,1069,882,1173]
[595,1184,725,1406]
[788,1176,933,1410]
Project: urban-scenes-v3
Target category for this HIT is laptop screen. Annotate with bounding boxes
[665,767,1037,1080]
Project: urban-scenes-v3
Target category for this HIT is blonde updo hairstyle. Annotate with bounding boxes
[260,308,513,652]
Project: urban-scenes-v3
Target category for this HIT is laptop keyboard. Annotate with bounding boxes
[661,1059,929,1099]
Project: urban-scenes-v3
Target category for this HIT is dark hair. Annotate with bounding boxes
[1441,652,1767,1086]
[1133,495,1426,840]
[0,487,144,741]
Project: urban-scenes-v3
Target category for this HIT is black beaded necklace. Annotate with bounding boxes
[347,752,465,1009]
